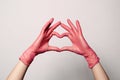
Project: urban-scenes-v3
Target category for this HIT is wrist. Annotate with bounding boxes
[19,50,36,66]
[83,48,100,69]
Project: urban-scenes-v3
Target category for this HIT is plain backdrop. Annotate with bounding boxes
[0,0,120,80]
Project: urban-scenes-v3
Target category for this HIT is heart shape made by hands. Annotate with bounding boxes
[49,25,72,48]
[49,35,72,48]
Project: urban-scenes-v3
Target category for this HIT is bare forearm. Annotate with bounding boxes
[92,63,109,80]
[6,18,60,80]
[6,61,28,80]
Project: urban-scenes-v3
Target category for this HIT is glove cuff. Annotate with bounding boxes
[84,48,100,69]
[19,51,36,66]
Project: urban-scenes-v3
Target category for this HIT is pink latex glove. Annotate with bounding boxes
[60,19,99,69]
[19,18,61,66]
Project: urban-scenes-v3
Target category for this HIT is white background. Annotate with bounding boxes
[0,0,120,80]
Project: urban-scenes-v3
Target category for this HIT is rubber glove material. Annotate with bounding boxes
[19,18,61,65]
[60,19,99,69]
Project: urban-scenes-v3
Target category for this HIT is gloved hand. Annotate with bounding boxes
[19,18,61,66]
[60,19,99,69]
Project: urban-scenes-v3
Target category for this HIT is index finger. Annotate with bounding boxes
[47,21,61,35]
[67,19,77,31]
[61,23,72,33]
[42,18,54,31]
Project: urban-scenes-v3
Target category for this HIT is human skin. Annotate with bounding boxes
[19,18,61,66]
[6,18,61,80]
[60,19,109,80]
[60,19,99,68]
[6,18,109,80]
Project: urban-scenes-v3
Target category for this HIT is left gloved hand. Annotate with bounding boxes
[19,18,61,66]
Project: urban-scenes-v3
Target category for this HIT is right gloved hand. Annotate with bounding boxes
[19,18,61,66]
[60,19,99,69]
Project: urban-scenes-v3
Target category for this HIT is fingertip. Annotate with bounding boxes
[60,23,63,25]
[57,21,61,25]
[60,32,69,38]
[76,20,80,24]
[49,18,54,23]
[76,20,79,26]
[56,49,62,52]
[51,17,54,20]
[52,31,61,38]
[61,46,74,52]
[61,23,66,26]
[60,23,63,27]
[76,20,79,22]
[51,21,61,29]
[67,18,70,21]
[61,47,68,51]
[48,46,61,52]
[67,19,70,23]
